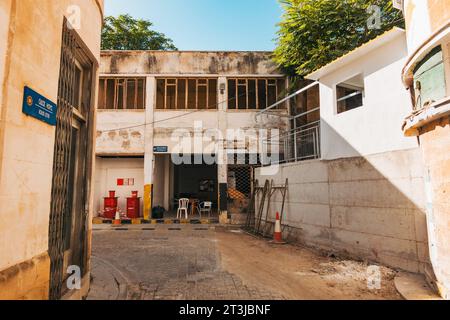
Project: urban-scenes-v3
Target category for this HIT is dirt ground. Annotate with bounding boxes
[88,224,402,300]
[215,228,402,300]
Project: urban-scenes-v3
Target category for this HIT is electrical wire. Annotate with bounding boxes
[98,87,283,133]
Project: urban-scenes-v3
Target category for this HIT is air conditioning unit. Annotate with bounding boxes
[393,0,403,11]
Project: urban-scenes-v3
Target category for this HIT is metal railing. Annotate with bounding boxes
[257,81,322,166]
[266,121,321,165]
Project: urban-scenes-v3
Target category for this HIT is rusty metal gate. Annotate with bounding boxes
[48,20,94,300]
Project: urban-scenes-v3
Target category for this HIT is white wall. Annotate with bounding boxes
[94,157,144,216]
[319,34,418,160]
[404,0,432,54]
[153,154,171,209]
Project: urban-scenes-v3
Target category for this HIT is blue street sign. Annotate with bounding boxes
[153,146,169,153]
[22,86,57,126]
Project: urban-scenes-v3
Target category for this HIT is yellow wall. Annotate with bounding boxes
[0,0,103,300]
[427,0,450,32]
[404,0,450,53]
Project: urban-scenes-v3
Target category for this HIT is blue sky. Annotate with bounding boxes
[104,0,283,51]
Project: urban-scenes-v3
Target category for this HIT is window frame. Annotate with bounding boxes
[227,77,286,111]
[156,77,218,110]
[335,74,365,115]
[98,77,146,110]
[412,45,447,110]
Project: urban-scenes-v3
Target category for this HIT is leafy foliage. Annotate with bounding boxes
[101,14,177,51]
[274,0,404,76]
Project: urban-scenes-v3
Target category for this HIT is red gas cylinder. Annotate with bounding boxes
[103,190,118,219]
[127,192,141,219]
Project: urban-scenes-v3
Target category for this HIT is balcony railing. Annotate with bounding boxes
[256,81,322,166]
[265,121,321,166]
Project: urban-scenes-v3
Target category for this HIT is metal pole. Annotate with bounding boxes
[256,81,319,117]
[294,120,298,162]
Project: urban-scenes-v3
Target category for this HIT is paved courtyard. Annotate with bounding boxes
[87,225,402,300]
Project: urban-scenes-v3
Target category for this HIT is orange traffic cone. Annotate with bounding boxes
[272,212,285,244]
[113,211,121,226]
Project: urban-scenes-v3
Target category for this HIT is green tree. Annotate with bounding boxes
[274,0,404,76]
[101,14,177,50]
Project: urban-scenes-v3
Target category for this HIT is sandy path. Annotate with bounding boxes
[215,228,402,300]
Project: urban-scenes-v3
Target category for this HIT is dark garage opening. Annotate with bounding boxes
[173,158,218,209]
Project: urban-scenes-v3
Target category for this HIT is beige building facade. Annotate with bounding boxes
[95,51,288,223]
[0,0,104,300]
[402,0,450,299]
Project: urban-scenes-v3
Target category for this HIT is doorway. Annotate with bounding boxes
[48,20,96,300]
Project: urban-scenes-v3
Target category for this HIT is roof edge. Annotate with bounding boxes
[306,27,406,81]
[101,50,275,55]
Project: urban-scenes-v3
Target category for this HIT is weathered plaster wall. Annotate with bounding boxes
[255,148,430,274]
[403,0,450,299]
[100,51,281,76]
[419,118,450,299]
[0,0,12,119]
[0,0,103,299]
[96,111,146,155]
[319,33,418,160]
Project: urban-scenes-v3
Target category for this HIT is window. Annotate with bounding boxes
[413,46,447,110]
[227,78,286,110]
[156,78,218,110]
[98,78,146,110]
[336,74,364,114]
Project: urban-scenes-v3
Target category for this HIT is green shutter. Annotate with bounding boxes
[414,46,447,108]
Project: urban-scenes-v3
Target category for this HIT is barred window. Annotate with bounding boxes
[98,78,146,110]
[336,74,364,114]
[228,78,286,110]
[156,78,218,110]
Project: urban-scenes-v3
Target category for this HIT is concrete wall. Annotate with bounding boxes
[153,154,171,209]
[255,148,430,274]
[94,157,145,216]
[0,0,103,299]
[319,33,418,160]
[100,51,280,76]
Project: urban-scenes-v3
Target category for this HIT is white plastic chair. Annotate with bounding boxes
[199,201,213,218]
[177,198,189,219]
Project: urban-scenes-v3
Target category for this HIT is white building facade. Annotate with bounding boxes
[255,28,431,275]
